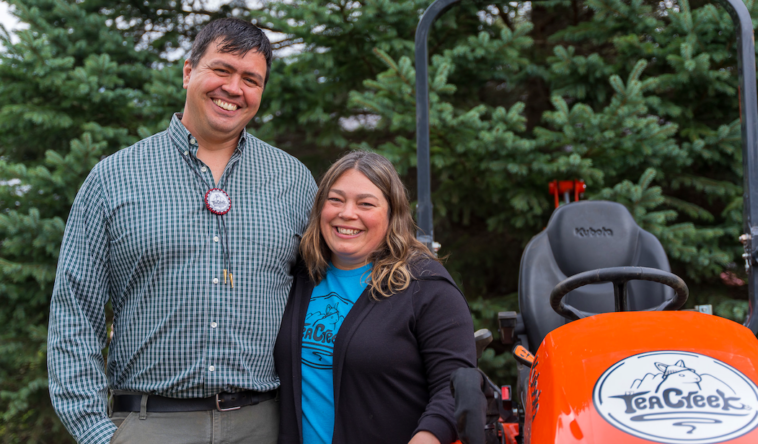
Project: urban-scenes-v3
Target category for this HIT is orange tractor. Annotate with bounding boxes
[412,0,758,443]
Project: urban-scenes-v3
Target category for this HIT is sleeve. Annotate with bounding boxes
[295,162,317,236]
[412,278,477,444]
[47,165,117,444]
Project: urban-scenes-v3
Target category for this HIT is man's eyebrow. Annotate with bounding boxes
[209,60,264,82]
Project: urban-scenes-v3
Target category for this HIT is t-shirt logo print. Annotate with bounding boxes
[593,351,758,443]
[302,292,354,370]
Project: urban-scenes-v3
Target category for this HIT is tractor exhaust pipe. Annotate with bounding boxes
[414,0,461,252]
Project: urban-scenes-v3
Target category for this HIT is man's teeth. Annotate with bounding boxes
[213,99,238,111]
[337,227,361,235]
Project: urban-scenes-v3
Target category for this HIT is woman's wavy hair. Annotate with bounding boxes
[300,151,438,298]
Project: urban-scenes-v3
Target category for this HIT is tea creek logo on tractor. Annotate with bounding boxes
[593,351,758,443]
[574,227,613,237]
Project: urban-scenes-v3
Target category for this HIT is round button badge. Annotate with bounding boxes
[205,189,231,215]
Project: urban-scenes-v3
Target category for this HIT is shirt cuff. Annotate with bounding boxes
[78,419,117,444]
[414,414,456,444]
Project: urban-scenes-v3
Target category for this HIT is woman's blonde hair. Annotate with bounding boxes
[300,151,438,298]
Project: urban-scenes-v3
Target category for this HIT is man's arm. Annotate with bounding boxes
[303,166,317,223]
[48,166,117,444]
[294,162,317,235]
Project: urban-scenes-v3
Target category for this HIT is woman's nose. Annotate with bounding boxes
[339,202,358,218]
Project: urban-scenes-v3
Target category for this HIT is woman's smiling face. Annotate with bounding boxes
[320,169,390,270]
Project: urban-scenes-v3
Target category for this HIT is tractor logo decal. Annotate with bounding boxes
[574,227,613,237]
[529,358,540,422]
[593,351,758,443]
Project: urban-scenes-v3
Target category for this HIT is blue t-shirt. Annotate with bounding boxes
[301,263,371,444]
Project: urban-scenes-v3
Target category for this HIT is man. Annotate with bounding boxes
[48,18,316,444]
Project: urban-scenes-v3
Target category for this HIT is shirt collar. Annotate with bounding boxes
[168,113,248,157]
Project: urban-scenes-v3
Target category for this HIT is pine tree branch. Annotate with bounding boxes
[498,8,512,31]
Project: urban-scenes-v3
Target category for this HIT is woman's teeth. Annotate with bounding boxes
[337,227,361,235]
[213,99,238,111]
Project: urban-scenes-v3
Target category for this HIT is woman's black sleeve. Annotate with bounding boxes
[412,278,477,443]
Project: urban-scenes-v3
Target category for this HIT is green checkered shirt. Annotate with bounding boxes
[48,114,317,444]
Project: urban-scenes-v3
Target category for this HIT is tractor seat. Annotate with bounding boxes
[518,201,673,352]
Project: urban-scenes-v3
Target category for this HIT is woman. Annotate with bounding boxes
[274,151,476,444]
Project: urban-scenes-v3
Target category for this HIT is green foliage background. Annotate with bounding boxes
[0,0,755,441]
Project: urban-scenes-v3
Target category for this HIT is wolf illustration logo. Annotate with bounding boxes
[301,292,355,370]
[630,359,736,396]
[305,303,344,330]
[631,360,703,393]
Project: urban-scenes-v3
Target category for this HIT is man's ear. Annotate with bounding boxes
[182,60,192,89]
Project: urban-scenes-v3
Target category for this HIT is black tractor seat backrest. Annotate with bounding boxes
[518,201,673,352]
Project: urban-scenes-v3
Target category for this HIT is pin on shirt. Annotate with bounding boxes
[204,189,233,286]
[205,189,231,215]
[180,145,237,287]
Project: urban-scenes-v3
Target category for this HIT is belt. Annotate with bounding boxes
[111,390,277,413]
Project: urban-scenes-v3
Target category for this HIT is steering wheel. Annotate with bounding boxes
[549,267,689,321]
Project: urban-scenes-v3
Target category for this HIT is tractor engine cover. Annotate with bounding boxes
[524,311,758,444]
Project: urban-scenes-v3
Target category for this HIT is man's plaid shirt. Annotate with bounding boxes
[47,114,317,444]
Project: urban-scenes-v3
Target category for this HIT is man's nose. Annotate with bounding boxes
[222,75,243,96]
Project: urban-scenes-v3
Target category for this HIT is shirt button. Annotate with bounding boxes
[211,322,218,328]
[213,236,219,242]
[213,278,219,284]
[183,151,188,156]
[190,137,197,145]
[200,166,207,172]
[209,365,215,372]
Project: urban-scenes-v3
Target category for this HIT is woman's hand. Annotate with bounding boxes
[409,431,441,444]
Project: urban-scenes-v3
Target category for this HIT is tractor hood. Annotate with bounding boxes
[523,311,758,444]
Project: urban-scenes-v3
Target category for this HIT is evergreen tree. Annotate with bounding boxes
[0,134,106,443]
[249,0,439,170]
[346,0,749,287]
[0,1,143,439]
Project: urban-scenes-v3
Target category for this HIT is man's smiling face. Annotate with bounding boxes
[181,40,267,142]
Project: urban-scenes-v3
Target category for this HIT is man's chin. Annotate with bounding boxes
[208,120,244,137]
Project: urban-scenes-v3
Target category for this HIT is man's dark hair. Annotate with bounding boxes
[189,18,273,85]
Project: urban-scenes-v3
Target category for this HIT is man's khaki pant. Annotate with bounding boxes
[109,397,278,444]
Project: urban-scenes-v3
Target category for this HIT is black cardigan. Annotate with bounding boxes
[274,259,476,444]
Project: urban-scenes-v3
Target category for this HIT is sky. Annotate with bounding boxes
[0,1,277,52]
[0,2,18,28]
[0,1,23,43]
